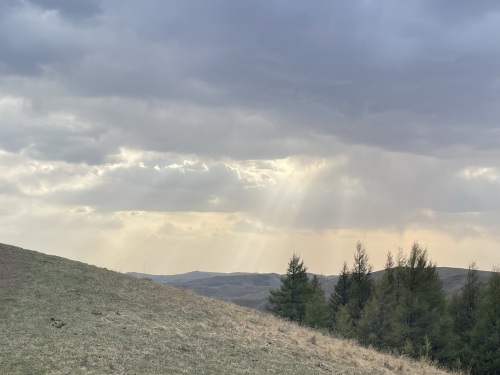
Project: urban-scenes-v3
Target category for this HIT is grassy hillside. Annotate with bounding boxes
[0,243,455,375]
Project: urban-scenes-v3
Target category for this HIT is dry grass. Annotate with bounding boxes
[0,244,456,374]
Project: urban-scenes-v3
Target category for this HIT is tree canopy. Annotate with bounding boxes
[268,244,499,374]
[267,253,312,324]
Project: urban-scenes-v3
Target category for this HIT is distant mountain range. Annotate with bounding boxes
[127,267,492,311]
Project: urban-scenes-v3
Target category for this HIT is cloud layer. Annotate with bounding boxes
[0,0,499,273]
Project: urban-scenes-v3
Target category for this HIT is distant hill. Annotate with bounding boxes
[131,267,492,311]
[127,271,284,310]
[174,273,283,310]
[434,267,492,295]
[127,270,252,283]
[0,243,453,374]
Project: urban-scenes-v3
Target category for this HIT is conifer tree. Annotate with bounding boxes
[357,252,397,349]
[448,262,483,368]
[305,275,330,328]
[267,254,311,324]
[347,242,373,323]
[330,262,350,311]
[392,243,455,363]
[329,261,350,328]
[393,247,406,301]
[470,268,500,374]
[330,242,373,336]
[335,304,355,338]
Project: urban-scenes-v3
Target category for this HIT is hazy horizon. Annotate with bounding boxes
[1,1,499,274]
[125,264,493,277]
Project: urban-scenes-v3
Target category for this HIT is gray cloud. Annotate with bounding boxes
[2,147,488,238]
[47,159,263,212]
[0,2,85,76]
[0,124,111,164]
[26,0,102,21]
[1,0,500,247]
[1,0,499,162]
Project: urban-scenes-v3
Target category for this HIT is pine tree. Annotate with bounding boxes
[305,275,330,328]
[267,254,311,324]
[357,252,397,349]
[330,242,373,336]
[448,262,483,368]
[330,262,350,311]
[384,251,396,290]
[329,261,350,328]
[392,243,455,363]
[347,242,373,324]
[335,304,355,338]
[470,268,500,374]
[393,247,406,301]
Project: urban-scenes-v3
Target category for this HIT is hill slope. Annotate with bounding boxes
[0,243,453,375]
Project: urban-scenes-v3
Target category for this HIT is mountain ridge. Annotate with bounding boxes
[128,267,492,311]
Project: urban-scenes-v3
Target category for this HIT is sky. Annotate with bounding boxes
[1,0,499,275]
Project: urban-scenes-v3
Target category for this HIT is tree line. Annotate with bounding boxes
[267,242,500,374]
